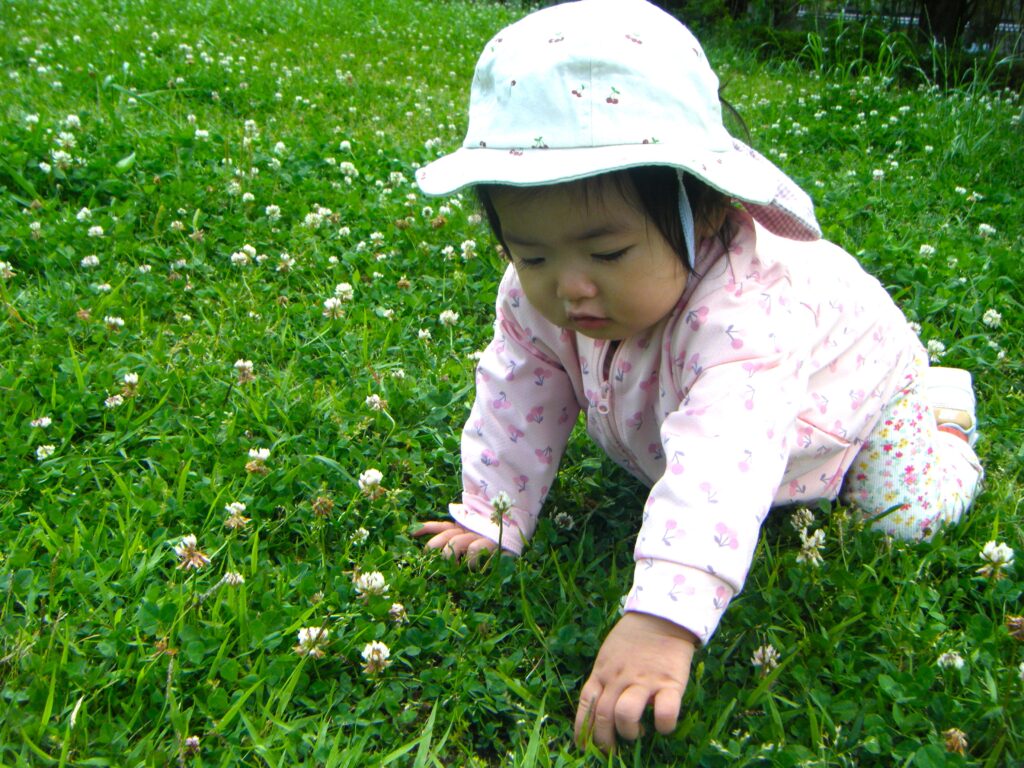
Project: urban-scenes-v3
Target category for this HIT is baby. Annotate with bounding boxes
[413,0,982,750]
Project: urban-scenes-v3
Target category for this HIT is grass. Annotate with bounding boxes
[1,0,1022,765]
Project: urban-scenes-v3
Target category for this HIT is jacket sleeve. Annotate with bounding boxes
[624,252,813,644]
[450,266,582,554]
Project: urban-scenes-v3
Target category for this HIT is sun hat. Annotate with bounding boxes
[416,0,821,247]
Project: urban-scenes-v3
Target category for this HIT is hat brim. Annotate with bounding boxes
[416,138,822,242]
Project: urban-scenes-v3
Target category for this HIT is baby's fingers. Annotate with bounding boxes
[652,687,683,735]
[613,685,651,742]
[464,536,498,567]
[413,520,461,539]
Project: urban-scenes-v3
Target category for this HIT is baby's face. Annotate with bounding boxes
[490,179,688,341]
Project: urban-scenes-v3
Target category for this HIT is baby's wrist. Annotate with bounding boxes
[623,610,699,646]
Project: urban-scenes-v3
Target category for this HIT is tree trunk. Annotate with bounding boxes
[919,0,974,44]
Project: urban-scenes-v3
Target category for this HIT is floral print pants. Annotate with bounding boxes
[840,376,983,540]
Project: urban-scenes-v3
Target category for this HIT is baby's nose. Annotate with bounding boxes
[556,269,597,301]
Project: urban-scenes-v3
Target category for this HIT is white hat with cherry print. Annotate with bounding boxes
[417,0,821,251]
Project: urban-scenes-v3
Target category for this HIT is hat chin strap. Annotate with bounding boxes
[677,170,696,271]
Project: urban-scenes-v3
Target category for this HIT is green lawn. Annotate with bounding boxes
[1,0,1021,765]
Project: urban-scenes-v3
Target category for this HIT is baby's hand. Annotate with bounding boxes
[575,612,697,752]
[413,520,498,567]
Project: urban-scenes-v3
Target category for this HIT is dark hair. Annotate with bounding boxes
[475,167,735,274]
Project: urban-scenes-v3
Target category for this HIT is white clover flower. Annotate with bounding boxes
[241,192,255,203]
[1019,661,1024,683]
[750,644,780,672]
[104,393,124,409]
[0,261,15,279]
[294,626,329,658]
[322,296,344,318]
[361,640,391,674]
[908,321,922,336]
[358,468,383,494]
[417,328,432,341]
[31,416,52,429]
[80,254,100,268]
[389,602,408,624]
[234,359,255,383]
[871,169,885,181]
[276,252,295,272]
[977,540,1014,579]
[338,161,358,178]
[334,282,354,301]
[223,571,245,586]
[195,128,209,140]
[491,491,513,524]
[460,239,477,260]
[982,308,1002,328]
[918,244,935,256]
[225,501,247,516]
[138,264,151,274]
[926,339,946,362]
[439,309,459,326]
[796,528,826,567]
[36,444,56,461]
[265,204,281,222]
[76,207,92,222]
[50,149,72,170]
[977,223,996,237]
[353,570,388,597]
[88,225,104,238]
[224,501,250,530]
[351,526,370,544]
[104,315,124,330]
[789,507,815,532]
[123,372,138,386]
[553,511,576,530]
[365,394,384,411]
[230,251,249,266]
[339,139,351,152]
[937,650,965,670]
[248,447,270,461]
[173,534,210,570]
[96,283,112,293]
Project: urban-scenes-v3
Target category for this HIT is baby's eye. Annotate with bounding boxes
[515,255,546,268]
[592,248,628,262]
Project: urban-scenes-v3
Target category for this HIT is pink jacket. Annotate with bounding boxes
[450,211,924,643]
